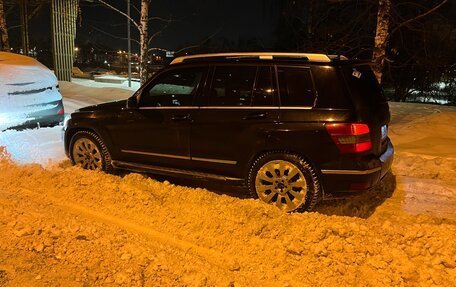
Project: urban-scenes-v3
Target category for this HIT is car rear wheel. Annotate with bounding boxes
[247,152,321,212]
[70,130,113,173]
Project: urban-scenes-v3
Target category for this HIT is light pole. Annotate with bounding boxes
[127,0,132,87]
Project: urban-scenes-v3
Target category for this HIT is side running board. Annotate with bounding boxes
[111,160,243,182]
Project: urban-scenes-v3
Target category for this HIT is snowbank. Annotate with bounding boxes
[0,155,455,286]
[70,77,140,92]
[389,102,456,157]
[0,126,65,166]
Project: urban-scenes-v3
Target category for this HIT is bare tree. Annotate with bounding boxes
[373,0,448,84]
[139,0,148,84]
[98,0,150,84]
[372,0,391,83]
[0,0,9,51]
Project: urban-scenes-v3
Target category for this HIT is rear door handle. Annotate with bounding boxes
[171,114,191,121]
[242,112,268,120]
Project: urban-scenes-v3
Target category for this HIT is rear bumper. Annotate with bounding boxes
[4,100,64,130]
[321,141,394,193]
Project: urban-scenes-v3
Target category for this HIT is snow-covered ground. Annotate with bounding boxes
[0,81,455,286]
[71,77,140,92]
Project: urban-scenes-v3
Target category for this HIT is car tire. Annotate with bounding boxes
[247,152,321,212]
[69,130,114,173]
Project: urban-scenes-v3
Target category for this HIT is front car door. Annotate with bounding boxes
[111,66,207,168]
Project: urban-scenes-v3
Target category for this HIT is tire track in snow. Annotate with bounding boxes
[9,187,242,273]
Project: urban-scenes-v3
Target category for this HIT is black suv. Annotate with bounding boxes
[63,53,393,212]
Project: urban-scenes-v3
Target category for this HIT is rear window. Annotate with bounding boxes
[343,65,386,104]
[311,66,352,109]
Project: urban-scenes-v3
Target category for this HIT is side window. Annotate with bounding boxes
[252,66,275,106]
[277,66,316,107]
[140,68,203,107]
[210,66,256,106]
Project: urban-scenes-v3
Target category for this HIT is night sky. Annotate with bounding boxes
[5,0,279,53]
[78,0,278,52]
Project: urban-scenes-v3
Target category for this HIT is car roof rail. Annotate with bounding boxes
[170,52,338,65]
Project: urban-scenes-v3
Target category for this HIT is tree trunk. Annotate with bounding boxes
[139,0,149,85]
[372,0,391,84]
[0,0,10,51]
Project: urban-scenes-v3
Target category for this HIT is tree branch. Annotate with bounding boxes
[92,26,140,45]
[149,16,174,23]
[175,28,221,55]
[389,0,448,37]
[98,0,140,31]
[148,25,169,45]
[123,0,141,15]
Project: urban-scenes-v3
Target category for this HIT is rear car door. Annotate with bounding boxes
[111,66,207,168]
[274,65,338,164]
[190,64,279,178]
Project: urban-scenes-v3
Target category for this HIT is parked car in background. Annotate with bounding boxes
[0,52,64,131]
[64,52,393,212]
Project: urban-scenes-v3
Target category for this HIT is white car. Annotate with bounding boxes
[0,52,64,131]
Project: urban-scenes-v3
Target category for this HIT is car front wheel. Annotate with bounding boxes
[69,130,113,173]
[248,152,321,212]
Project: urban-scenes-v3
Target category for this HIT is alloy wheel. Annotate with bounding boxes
[72,138,103,170]
[255,160,308,211]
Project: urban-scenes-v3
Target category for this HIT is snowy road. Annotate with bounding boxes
[0,81,455,286]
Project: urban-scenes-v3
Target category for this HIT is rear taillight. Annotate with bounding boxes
[325,123,372,153]
[58,108,65,115]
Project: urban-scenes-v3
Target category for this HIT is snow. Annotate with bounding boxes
[71,77,140,92]
[388,102,456,157]
[0,52,62,130]
[0,84,455,286]
[60,80,134,113]
[0,126,65,166]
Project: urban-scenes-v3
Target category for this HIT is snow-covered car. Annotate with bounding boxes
[0,52,64,131]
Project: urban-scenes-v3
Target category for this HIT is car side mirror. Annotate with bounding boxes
[126,95,139,109]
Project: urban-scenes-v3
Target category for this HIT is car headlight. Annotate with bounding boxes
[63,114,71,127]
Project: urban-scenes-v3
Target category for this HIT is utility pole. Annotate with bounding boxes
[127,0,131,87]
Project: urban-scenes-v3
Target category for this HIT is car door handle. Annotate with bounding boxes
[242,112,268,120]
[171,114,191,121]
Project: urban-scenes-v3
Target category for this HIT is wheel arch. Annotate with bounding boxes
[65,127,94,155]
[66,128,114,173]
[244,149,322,179]
[65,125,114,159]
